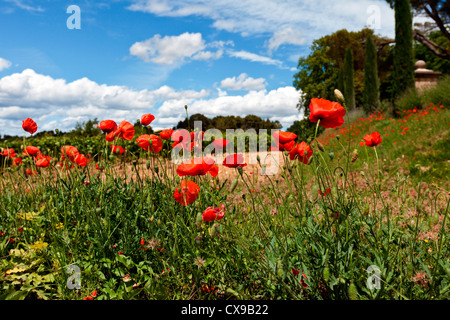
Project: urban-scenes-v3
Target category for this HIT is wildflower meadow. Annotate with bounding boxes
[0,90,448,303]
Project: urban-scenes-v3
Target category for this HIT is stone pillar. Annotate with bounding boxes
[414,60,442,92]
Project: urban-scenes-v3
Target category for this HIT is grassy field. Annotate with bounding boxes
[0,99,449,300]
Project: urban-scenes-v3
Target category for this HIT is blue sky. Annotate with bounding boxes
[0,0,404,136]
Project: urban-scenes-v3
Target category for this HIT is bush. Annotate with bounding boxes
[422,76,450,107]
[394,87,423,112]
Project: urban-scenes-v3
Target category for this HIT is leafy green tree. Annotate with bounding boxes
[415,30,450,74]
[363,35,381,113]
[286,119,324,143]
[344,47,356,110]
[293,28,393,117]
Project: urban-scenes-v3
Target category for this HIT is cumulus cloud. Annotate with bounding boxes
[220,73,267,91]
[157,86,302,129]
[0,58,12,72]
[129,32,206,65]
[0,68,302,136]
[0,69,209,136]
[129,32,225,65]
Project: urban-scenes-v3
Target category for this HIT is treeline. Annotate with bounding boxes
[176,113,282,132]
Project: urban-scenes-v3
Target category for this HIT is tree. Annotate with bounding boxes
[363,35,381,113]
[344,47,356,109]
[387,0,450,60]
[392,0,416,101]
[293,28,394,117]
[415,30,450,73]
[286,119,324,143]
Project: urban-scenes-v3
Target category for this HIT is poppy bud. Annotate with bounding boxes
[146,159,151,170]
[256,155,260,163]
[149,215,154,223]
[277,260,283,278]
[323,266,330,282]
[230,178,238,192]
[196,212,203,228]
[334,89,345,103]
[237,166,243,175]
[351,149,358,163]
[348,281,358,300]
[336,135,340,141]
[154,165,159,174]
[209,225,216,237]
[157,219,162,226]
[316,140,325,152]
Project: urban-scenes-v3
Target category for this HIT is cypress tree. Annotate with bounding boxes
[337,67,345,95]
[363,35,380,113]
[392,0,415,100]
[344,47,355,110]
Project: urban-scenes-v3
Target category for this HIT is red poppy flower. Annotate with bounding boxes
[176,157,218,177]
[26,168,38,176]
[105,131,115,142]
[223,154,247,169]
[141,113,155,126]
[110,145,125,155]
[13,157,23,166]
[309,98,346,129]
[213,138,230,150]
[95,163,104,171]
[273,139,296,152]
[83,290,97,300]
[35,154,51,168]
[23,146,40,157]
[174,180,200,206]
[171,129,191,148]
[61,146,80,163]
[289,141,313,164]
[272,130,297,144]
[1,148,16,158]
[97,120,117,133]
[202,204,225,222]
[318,188,331,196]
[75,154,89,166]
[115,121,135,141]
[159,129,174,140]
[362,132,382,147]
[136,134,163,153]
[22,118,37,134]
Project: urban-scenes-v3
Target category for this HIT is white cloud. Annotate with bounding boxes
[129,32,206,65]
[267,27,305,54]
[220,73,267,91]
[0,58,12,72]
[0,69,209,136]
[0,69,302,136]
[157,86,302,129]
[227,50,284,68]
[129,32,226,66]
